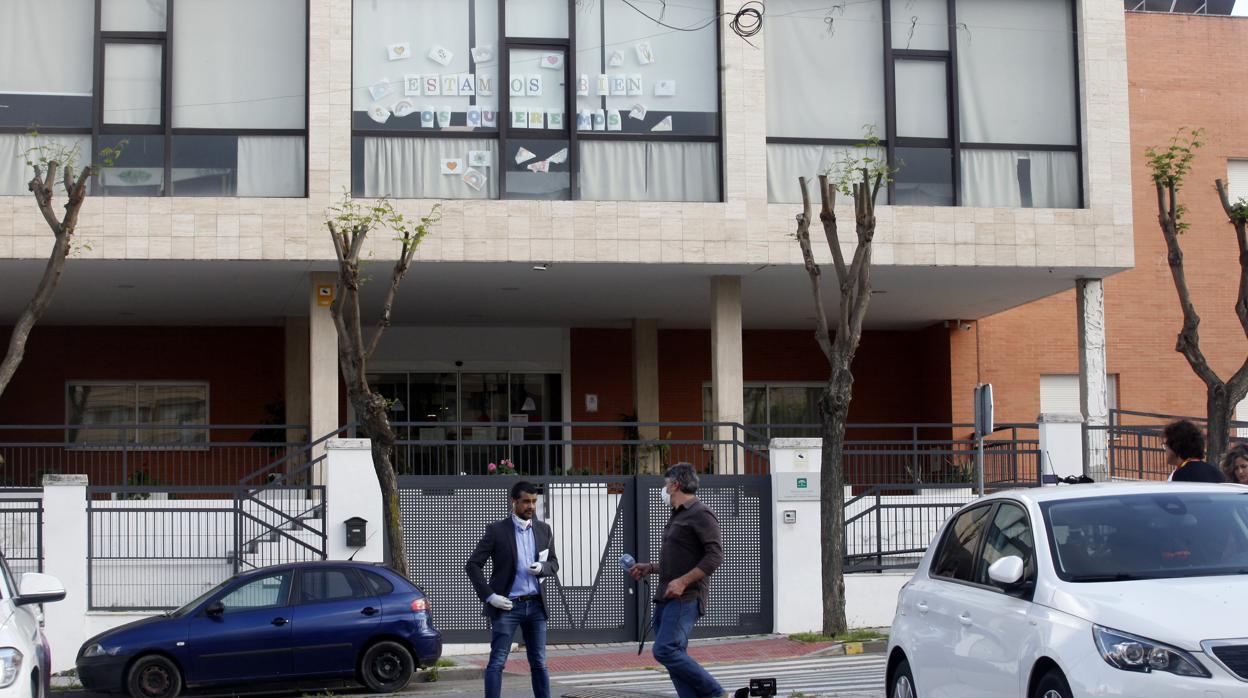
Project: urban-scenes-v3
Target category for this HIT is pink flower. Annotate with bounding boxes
[488,463,497,471]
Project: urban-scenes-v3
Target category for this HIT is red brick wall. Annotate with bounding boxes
[961,13,1248,426]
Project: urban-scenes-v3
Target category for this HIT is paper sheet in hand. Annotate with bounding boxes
[538,549,549,562]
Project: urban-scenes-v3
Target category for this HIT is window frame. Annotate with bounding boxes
[928,501,994,586]
[972,500,1037,597]
[213,569,294,613]
[64,379,211,450]
[0,0,312,197]
[294,567,373,605]
[765,0,1084,208]
[350,0,724,202]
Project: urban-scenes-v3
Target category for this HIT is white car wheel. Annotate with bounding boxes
[890,658,917,698]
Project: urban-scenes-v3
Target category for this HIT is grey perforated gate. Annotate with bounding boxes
[397,475,772,644]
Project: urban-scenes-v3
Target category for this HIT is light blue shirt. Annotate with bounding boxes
[508,514,540,598]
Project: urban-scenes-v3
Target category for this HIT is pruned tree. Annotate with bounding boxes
[1148,127,1248,468]
[793,138,890,636]
[327,195,441,576]
[0,137,118,398]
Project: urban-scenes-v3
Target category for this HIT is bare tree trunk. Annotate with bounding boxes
[0,162,91,398]
[352,388,407,576]
[1207,387,1232,469]
[819,374,851,636]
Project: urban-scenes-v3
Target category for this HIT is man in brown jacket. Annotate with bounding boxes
[628,463,727,698]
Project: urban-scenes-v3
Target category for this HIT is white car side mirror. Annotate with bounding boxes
[987,556,1025,587]
[15,573,66,607]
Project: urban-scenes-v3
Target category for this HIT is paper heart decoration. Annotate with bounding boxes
[547,55,559,65]
[393,46,405,56]
[446,161,458,171]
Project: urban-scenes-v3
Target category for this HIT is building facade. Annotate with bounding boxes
[0,0,1133,483]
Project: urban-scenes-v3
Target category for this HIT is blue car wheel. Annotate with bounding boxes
[359,641,413,693]
[126,655,182,698]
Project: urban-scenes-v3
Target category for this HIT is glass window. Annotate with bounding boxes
[102,0,168,32]
[508,48,567,124]
[171,135,306,197]
[957,0,1077,145]
[505,0,568,38]
[894,147,953,206]
[895,60,948,139]
[219,571,292,610]
[961,150,1079,208]
[890,0,947,50]
[362,137,498,199]
[765,0,886,140]
[506,138,570,200]
[172,0,306,129]
[766,143,887,205]
[299,569,369,603]
[0,134,92,196]
[0,0,94,128]
[96,134,166,197]
[974,503,1035,586]
[931,504,992,581]
[103,43,163,126]
[579,141,718,202]
[360,570,395,596]
[1043,492,1248,581]
[67,382,208,447]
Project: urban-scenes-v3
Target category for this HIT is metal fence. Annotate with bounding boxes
[0,490,42,577]
[0,424,309,488]
[1099,409,1248,481]
[843,483,977,573]
[386,421,757,476]
[85,458,326,611]
[396,474,772,643]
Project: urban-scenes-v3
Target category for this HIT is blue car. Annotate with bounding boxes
[76,561,441,698]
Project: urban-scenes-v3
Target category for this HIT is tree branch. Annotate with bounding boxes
[27,167,62,235]
[818,175,848,285]
[796,177,835,365]
[0,232,73,394]
[1155,180,1221,387]
[364,247,416,363]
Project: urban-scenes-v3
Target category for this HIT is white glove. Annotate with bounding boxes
[528,562,543,575]
[487,594,514,610]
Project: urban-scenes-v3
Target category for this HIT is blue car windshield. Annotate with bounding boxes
[170,577,234,617]
[1042,491,1248,581]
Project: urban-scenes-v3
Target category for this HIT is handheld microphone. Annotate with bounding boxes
[619,553,636,570]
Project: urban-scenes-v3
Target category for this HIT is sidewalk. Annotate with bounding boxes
[460,633,843,674]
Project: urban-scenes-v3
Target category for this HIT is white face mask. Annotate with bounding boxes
[660,483,672,508]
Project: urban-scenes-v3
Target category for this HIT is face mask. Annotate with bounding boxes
[660,484,672,508]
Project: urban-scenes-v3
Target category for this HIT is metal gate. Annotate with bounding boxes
[397,475,772,644]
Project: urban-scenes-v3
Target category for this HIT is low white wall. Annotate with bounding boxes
[845,572,911,628]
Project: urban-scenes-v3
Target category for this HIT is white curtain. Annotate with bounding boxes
[890,0,946,50]
[579,141,717,202]
[598,0,719,114]
[764,0,885,139]
[237,137,306,197]
[0,0,94,95]
[364,137,498,199]
[102,0,166,31]
[766,143,887,204]
[957,0,1076,145]
[0,134,92,195]
[960,150,1078,209]
[173,0,306,129]
[506,0,567,38]
[104,44,162,125]
[895,60,947,139]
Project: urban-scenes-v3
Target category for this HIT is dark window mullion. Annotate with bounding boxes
[947,0,961,206]
[567,0,577,200]
[162,0,172,196]
[498,0,508,200]
[882,0,896,204]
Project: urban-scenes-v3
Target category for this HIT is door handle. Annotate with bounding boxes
[915,601,929,614]
[271,617,288,626]
[958,613,972,626]
[361,607,379,616]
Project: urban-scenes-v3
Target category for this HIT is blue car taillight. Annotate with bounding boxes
[411,597,429,613]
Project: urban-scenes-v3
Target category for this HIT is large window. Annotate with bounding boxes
[765,0,1080,208]
[0,0,307,198]
[702,382,823,444]
[66,381,209,447]
[351,0,721,201]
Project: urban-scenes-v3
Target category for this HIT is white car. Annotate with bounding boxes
[0,553,64,698]
[886,482,1248,698]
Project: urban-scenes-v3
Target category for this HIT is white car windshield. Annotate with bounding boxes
[1042,491,1248,581]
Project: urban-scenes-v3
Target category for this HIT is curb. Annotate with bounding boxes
[418,664,484,683]
[810,638,888,657]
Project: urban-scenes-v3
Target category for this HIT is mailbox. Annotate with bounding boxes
[344,517,368,547]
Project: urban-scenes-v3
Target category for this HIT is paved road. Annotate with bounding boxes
[554,653,888,697]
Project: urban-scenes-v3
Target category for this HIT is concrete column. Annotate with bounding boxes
[285,316,311,452]
[1038,413,1085,482]
[41,475,89,672]
[632,319,661,473]
[711,276,744,474]
[310,272,340,479]
[1077,279,1110,481]
[324,438,384,562]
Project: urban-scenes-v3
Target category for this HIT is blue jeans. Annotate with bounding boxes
[484,599,549,698]
[652,599,724,698]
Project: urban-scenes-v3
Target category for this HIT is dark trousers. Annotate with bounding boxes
[652,599,724,698]
[484,599,550,698]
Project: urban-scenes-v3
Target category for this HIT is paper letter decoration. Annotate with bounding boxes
[477,75,494,96]
[466,105,482,127]
[610,75,627,96]
[607,110,622,131]
[597,74,610,96]
[627,75,642,97]
[527,75,543,97]
[528,110,545,129]
[459,74,476,96]
[442,75,459,96]
[547,111,564,130]
[510,76,525,97]
[424,76,441,96]
[482,110,497,127]
[437,107,453,128]
[577,74,590,97]
[420,108,435,128]
[592,109,606,131]
[512,110,528,128]
[404,74,422,96]
[577,110,592,131]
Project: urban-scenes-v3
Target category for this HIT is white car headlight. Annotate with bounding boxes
[0,647,23,688]
[1094,625,1211,678]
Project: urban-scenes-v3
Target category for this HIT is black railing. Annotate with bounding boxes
[0,423,310,488]
[843,483,976,573]
[1097,409,1248,481]
[0,490,43,577]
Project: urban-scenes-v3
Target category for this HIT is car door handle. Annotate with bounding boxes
[915,601,928,614]
[361,607,379,616]
[271,617,288,626]
[958,613,973,626]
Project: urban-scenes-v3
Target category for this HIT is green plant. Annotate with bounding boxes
[487,459,518,475]
[1144,127,1204,234]
[789,628,888,643]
